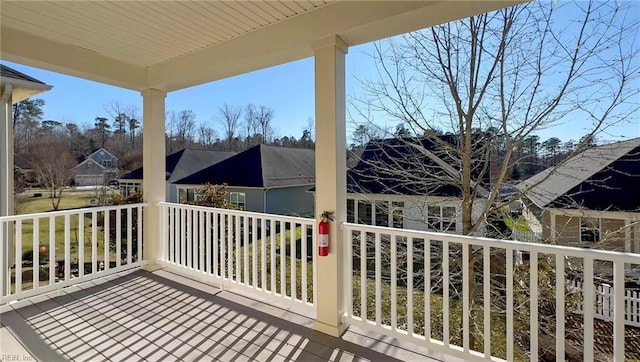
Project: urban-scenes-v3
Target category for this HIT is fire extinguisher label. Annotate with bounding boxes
[319,234,329,247]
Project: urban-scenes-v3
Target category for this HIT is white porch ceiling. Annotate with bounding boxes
[1,1,523,92]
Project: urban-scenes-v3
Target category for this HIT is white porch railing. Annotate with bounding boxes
[158,202,317,313]
[343,222,640,362]
[1,204,146,304]
[571,279,640,327]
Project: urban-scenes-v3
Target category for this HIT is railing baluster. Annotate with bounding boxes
[290,221,296,301]
[49,216,55,285]
[33,217,39,288]
[483,245,490,357]
[270,219,276,293]
[360,230,366,321]
[235,215,241,282]
[78,212,84,277]
[301,223,308,304]
[220,213,226,279]
[15,220,22,294]
[104,211,110,271]
[556,254,565,362]
[187,209,193,269]
[213,211,219,277]
[391,233,397,331]
[116,209,121,268]
[127,207,132,265]
[169,207,175,263]
[530,251,538,361]
[252,217,258,289]
[462,242,469,352]
[0,220,4,296]
[199,210,205,272]
[206,210,212,275]
[443,240,449,347]
[181,208,186,267]
[138,205,143,263]
[424,238,430,340]
[64,215,70,281]
[583,257,594,361]
[244,216,250,286]
[228,215,233,281]
[261,218,267,290]
[91,211,97,274]
[407,236,413,336]
[375,232,381,326]
[506,248,514,361]
[280,220,286,297]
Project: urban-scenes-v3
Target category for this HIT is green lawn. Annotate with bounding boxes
[17,191,96,214]
[11,191,123,292]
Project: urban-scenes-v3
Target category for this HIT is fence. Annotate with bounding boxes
[571,279,640,327]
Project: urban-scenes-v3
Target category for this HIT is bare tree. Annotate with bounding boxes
[352,0,639,357]
[29,138,77,210]
[197,122,218,149]
[255,105,274,144]
[217,103,242,151]
[355,0,639,236]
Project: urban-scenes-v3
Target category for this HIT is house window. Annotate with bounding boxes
[178,188,196,203]
[347,199,404,228]
[230,192,246,210]
[427,205,457,232]
[87,162,93,168]
[580,217,601,242]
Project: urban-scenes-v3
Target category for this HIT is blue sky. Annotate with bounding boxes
[4,45,380,142]
[4,33,638,144]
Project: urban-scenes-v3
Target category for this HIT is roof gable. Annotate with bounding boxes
[74,157,105,171]
[87,148,118,161]
[519,138,640,210]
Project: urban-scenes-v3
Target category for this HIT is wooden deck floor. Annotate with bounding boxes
[1,269,457,362]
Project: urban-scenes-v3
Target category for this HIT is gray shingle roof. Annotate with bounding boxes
[518,137,640,209]
[120,149,235,181]
[0,64,45,84]
[174,144,315,188]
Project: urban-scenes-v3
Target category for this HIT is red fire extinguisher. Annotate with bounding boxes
[318,211,333,256]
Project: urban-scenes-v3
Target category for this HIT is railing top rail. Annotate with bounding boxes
[0,203,148,222]
[342,222,640,263]
[158,202,316,224]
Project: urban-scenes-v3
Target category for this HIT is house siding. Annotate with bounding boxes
[266,186,314,217]
[544,210,635,252]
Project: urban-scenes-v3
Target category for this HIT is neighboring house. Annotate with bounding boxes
[73,148,119,186]
[347,137,489,235]
[174,144,315,217]
[119,148,235,202]
[14,153,35,186]
[518,137,640,253]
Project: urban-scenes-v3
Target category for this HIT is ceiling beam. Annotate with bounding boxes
[1,27,147,90]
[148,1,524,91]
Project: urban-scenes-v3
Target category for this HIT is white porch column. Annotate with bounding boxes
[1,84,14,296]
[313,35,348,337]
[141,88,166,268]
